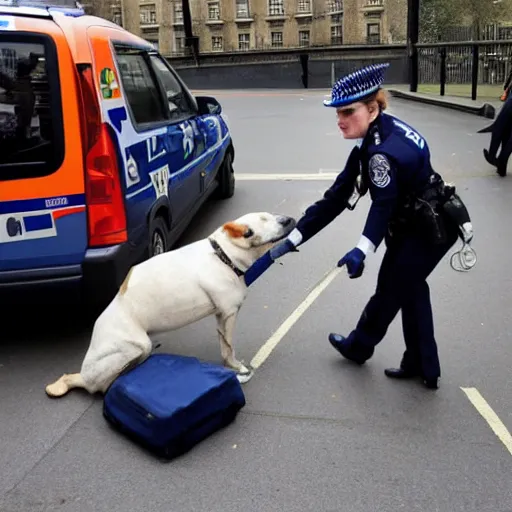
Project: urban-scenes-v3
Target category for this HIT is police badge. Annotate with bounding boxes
[369,154,391,188]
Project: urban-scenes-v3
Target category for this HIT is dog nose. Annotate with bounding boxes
[278,216,294,227]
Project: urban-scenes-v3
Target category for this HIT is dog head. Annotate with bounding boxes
[210,212,296,275]
[221,212,296,252]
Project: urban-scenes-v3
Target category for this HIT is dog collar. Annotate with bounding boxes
[209,238,245,277]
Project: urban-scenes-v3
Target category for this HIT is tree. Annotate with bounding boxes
[461,0,512,39]
[420,0,512,42]
[419,0,464,42]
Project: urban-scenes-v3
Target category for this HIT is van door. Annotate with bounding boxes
[146,52,207,207]
[109,45,205,234]
[0,19,87,272]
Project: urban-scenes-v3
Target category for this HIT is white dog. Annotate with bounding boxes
[45,212,296,398]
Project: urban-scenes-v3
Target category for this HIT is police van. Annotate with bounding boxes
[0,0,236,308]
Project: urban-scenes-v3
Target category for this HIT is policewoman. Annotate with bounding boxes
[266,63,475,390]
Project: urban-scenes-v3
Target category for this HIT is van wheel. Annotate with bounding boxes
[215,150,235,199]
[150,217,168,257]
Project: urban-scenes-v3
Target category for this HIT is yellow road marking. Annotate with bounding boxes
[461,387,512,456]
[250,266,343,369]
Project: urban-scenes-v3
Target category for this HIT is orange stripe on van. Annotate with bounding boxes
[52,206,86,220]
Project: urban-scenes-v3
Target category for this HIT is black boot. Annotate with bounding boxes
[384,367,419,379]
[423,377,440,390]
[328,333,374,365]
[385,367,440,389]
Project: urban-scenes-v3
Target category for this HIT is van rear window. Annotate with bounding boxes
[0,34,64,181]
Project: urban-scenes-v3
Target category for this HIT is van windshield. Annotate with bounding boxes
[0,35,63,181]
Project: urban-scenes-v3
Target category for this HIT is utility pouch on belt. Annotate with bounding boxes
[441,192,473,243]
[414,172,474,247]
[413,173,453,244]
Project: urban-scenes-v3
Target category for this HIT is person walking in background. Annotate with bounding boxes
[479,90,512,177]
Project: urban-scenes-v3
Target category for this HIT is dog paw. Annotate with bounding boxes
[236,364,254,384]
[45,376,69,398]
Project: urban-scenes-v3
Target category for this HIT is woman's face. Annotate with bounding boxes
[336,101,379,139]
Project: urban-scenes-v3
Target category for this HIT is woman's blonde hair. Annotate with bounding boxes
[363,88,389,112]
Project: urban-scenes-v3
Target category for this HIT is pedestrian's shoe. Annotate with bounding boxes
[385,367,440,389]
[496,156,507,177]
[423,377,440,390]
[328,333,373,365]
[384,367,419,379]
[483,148,497,166]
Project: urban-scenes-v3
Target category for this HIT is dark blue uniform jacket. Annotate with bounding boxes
[295,112,436,251]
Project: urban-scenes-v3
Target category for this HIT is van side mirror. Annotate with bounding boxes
[195,96,222,116]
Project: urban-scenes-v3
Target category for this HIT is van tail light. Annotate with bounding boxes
[77,64,127,247]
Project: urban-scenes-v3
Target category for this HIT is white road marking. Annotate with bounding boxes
[319,168,341,174]
[250,266,343,369]
[237,173,338,181]
[461,387,512,456]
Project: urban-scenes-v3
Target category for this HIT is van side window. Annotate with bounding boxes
[114,49,168,127]
[148,55,195,121]
[0,36,64,181]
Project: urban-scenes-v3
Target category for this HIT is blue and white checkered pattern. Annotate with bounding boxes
[323,63,390,108]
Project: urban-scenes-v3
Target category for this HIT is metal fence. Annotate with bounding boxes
[417,41,512,87]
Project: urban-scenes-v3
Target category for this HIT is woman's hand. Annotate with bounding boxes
[338,247,365,278]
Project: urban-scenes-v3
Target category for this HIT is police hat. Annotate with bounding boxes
[324,63,390,108]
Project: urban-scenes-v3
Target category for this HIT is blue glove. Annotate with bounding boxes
[338,247,365,279]
[244,239,298,287]
[269,238,298,260]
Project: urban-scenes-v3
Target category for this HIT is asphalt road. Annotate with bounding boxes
[1,91,511,512]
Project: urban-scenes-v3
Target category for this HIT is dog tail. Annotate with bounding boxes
[119,267,134,296]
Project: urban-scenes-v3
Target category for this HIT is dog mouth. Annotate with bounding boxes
[260,217,297,245]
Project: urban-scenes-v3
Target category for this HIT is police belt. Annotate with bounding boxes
[390,173,467,245]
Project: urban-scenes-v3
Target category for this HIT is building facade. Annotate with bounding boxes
[95,0,407,57]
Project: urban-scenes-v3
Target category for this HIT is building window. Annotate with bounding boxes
[173,2,183,23]
[236,0,250,18]
[140,6,157,25]
[299,30,310,47]
[268,0,284,16]
[328,0,343,12]
[367,23,380,44]
[331,25,342,45]
[271,31,283,47]
[297,0,311,13]
[175,30,185,53]
[212,36,223,51]
[147,39,159,50]
[238,33,250,50]
[112,9,122,26]
[208,1,220,20]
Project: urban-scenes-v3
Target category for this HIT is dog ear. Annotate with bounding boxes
[223,222,251,239]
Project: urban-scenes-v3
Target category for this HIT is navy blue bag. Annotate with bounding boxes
[103,353,246,459]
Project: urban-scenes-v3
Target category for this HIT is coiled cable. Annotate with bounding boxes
[450,242,477,272]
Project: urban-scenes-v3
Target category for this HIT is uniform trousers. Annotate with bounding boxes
[347,219,459,380]
[488,94,512,160]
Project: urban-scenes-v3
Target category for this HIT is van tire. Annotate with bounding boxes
[149,216,168,258]
[215,150,235,199]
